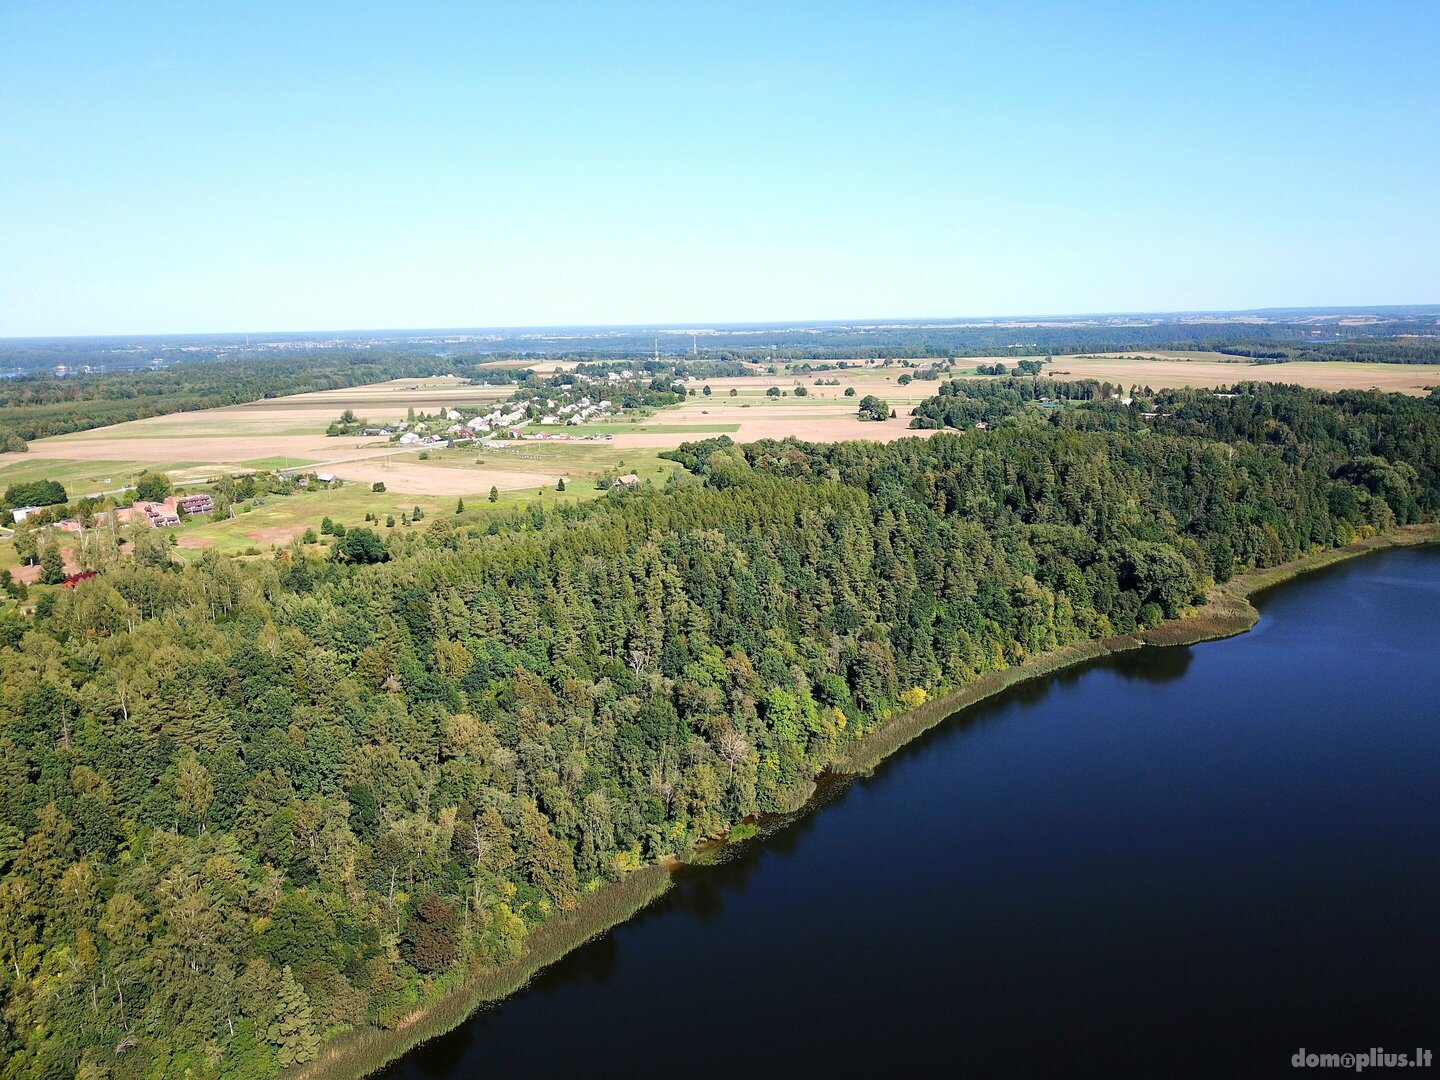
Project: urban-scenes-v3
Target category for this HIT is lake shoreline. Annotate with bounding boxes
[289,523,1440,1080]
[835,523,1440,773]
[290,865,673,1080]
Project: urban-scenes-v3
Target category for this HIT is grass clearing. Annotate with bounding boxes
[0,456,201,495]
[174,486,459,554]
[240,456,320,470]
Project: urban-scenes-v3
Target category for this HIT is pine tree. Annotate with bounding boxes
[488,486,499,503]
[557,478,566,492]
[267,965,318,1067]
[456,498,465,514]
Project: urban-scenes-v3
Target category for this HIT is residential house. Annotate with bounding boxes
[173,494,214,514]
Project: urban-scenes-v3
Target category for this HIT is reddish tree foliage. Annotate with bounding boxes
[401,893,461,973]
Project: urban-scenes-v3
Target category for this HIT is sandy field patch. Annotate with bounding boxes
[325,460,559,495]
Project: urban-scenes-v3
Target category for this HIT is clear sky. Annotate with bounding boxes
[1,1,1437,336]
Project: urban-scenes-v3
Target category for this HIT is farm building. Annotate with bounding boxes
[174,494,214,514]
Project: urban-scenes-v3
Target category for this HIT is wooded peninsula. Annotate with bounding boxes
[1,380,1438,1078]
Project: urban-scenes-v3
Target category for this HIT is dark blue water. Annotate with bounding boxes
[383,548,1440,1079]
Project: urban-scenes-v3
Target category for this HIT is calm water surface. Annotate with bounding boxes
[382,548,1440,1079]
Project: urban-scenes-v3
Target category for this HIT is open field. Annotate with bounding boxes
[1041,355,1440,395]
[7,357,1436,496]
[0,456,207,497]
[43,375,515,444]
[172,483,598,555]
[5,355,1437,564]
[6,377,528,493]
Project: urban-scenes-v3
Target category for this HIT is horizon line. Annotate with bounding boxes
[4,302,1439,343]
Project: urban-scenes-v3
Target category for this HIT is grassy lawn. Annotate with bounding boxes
[0,456,202,494]
[240,456,321,470]
[173,487,456,555]
[398,441,681,482]
[47,420,322,440]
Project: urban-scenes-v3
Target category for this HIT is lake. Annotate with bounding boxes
[381,546,1440,1078]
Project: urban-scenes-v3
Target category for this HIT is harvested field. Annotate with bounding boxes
[1038,355,1440,395]
[325,460,559,495]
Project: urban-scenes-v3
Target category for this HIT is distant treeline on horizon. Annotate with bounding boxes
[1,306,1438,372]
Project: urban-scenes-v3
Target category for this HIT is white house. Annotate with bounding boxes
[398,431,421,445]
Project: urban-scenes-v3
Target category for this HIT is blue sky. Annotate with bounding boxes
[1,1,1437,336]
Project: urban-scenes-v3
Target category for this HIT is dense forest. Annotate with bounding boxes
[1207,338,1440,365]
[0,383,1437,1077]
[910,378,1440,524]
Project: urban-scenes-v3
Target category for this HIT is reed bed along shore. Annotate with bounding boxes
[288,866,672,1080]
